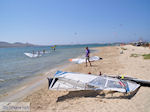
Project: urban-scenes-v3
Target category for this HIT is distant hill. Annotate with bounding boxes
[0,41,35,48]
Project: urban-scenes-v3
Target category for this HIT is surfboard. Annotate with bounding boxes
[69,56,102,64]
[24,53,41,58]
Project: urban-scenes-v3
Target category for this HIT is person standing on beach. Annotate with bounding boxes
[85,47,92,67]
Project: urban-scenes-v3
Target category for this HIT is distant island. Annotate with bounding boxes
[0,41,36,48]
[0,41,129,48]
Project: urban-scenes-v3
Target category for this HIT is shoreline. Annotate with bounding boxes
[0,47,99,102]
[1,45,150,112]
[0,61,76,102]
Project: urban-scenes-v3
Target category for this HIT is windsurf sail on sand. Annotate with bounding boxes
[69,56,102,64]
[48,71,140,93]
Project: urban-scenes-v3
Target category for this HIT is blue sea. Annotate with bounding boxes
[0,44,112,95]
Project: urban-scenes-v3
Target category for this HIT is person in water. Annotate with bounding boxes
[38,51,40,57]
[53,47,55,51]
[32,50,35,54]
[32,50,35,56]
[43,50,45,54]
[85,47,92,67]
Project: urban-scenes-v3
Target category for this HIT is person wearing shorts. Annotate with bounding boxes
[85,47,92,67]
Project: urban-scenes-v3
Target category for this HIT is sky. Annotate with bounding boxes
[0,0,150,45]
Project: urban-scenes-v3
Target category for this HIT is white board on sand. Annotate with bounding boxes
[69,56,102,64]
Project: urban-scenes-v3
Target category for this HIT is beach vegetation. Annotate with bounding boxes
[142,54,150,59]
[121,47,127,50]
[130,54,140,57]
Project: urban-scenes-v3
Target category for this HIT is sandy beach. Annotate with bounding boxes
[17,45,150,112]
[1,0,149,112]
